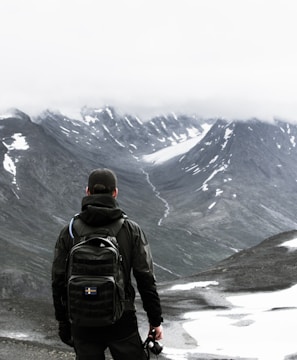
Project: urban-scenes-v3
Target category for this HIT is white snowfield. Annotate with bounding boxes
[142,123,212,165]
[161,239,297,360]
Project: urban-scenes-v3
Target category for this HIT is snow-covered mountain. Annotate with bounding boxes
[144,117,297,276]
[1,107,297,297]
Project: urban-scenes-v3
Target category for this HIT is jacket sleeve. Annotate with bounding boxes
[130,222,163,327]
[51,225,71,322]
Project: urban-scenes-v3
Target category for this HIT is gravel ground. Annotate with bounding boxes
[0,297,75,360]
[0,293,251,360]
[0,338,75,360]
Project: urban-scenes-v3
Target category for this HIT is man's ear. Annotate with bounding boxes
[86,186,91,195]
[112,188,119,198]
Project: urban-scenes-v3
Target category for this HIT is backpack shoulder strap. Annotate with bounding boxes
[69,214,79,239]
[106,217,125,237]
[69,215,126,243]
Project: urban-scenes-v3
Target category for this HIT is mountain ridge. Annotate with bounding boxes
[1,106,297,298]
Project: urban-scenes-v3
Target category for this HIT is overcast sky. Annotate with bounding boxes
[1,0,297,121]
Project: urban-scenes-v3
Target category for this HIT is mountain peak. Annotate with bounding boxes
[0,108,31,122]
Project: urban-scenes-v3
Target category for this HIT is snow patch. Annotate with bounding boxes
[0,113,15,120]
[170,281,219,291]
[209,155,218,164]
[143,123,211,165]
[208,202,216,210]
[106,107,114,119]
[143,137,200,164]
[168,284,297,360]
[2,133,29,190]
[84,115,97,124]
[221,127,233,150]
[196,165,228,192]
[124,117,134,128]
[3,154,16,178]
[279,238,297,249]
[60,126,70,135]
[215,188,223,196]
[3,133,29,151]
[102,125,125,147]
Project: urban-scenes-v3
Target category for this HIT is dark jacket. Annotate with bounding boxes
[51,194,163,327]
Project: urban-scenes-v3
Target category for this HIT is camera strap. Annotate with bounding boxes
[143,330,161,360]
[143,338,151,360]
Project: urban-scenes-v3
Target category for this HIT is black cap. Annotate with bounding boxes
[88,168,117,194]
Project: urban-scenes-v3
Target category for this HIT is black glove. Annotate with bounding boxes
[58,321,74,347]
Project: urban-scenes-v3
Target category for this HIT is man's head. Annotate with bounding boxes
[86,168,118,197]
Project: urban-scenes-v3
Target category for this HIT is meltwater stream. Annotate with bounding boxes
[142,169,170,226]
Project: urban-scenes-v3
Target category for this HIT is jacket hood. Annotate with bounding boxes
[79,194,125,226]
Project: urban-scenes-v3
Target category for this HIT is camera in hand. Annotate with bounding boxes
[143,329,163,356]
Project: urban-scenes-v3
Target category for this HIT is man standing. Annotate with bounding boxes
[52,168,163,360]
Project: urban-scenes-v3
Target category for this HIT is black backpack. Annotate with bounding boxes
[66,216,125,327]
